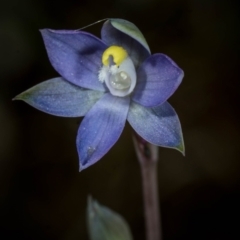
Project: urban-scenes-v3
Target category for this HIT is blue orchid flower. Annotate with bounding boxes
[15,19,184,170]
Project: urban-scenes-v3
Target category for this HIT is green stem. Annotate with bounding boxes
[133,133,162,240]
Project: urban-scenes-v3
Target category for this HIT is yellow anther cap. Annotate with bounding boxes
[102,46,128,66]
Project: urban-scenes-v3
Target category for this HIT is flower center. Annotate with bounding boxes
[98,46,136,97]
[110,71,131,90]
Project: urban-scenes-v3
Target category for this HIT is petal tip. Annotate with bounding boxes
[12,95,20,101]
[79,162,86,172]
[78,157,88,172]
[175,141,185,155]
[179,69,185,83]
[12,92,27,101]
[40,29,57,38]
[39,28,49,35]
[78,149,97,172]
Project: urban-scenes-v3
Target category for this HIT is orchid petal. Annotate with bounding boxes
[128,101,184,153]
[132,54,184,107]
[109,18,150,53]
[41,29,107,91]
[101,19,150,67]
[14,77,103,117]
[77,93,130,170]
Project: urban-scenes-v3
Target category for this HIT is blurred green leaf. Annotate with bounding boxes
[87,196,133,240]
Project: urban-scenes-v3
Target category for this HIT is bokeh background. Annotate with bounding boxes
[1,0,240,239]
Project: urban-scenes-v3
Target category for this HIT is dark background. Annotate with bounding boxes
[1,0,240,239]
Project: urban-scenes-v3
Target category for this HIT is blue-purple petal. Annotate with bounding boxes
[101,19,150,67]
[14,77,103,117]
[77,93,130,170]
[132,54,184,107]
[108,19,150,53]
[127,101,184,153]
[40,29,108,91]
